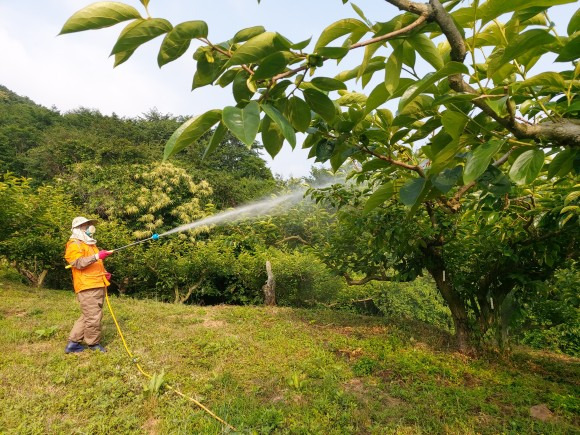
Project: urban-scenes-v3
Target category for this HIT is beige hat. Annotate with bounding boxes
[71,216,97,230]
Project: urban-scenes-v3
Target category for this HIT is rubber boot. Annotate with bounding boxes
[89,343,106,353]
[65,341,85,354]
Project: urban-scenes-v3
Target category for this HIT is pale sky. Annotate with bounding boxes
[0,1,577,178]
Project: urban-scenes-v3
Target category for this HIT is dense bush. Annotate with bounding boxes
[514,263,580,356]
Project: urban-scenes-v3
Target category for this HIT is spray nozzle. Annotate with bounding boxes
[151,233,159,241]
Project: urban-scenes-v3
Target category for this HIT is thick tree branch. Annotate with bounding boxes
[384,0,431,15]
[277,235,311,246]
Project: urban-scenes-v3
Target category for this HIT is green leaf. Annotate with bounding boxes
[509,149,545,185]
[568,8,580,36]
[361,159,393,172]
[363,182,394,214]
[407,34,444,70]
[433,166,462,193]
[232,70,254,103]
[228,32,288,66]
[233,26,266,43]
[385,43,403,95]
[253,51,293,80]
[477,0,576,25]
[261,104,296,148]
[311,77,347,91]
[291,37,312,50]
[163,109,222,160]
[477,166,511,195]
[314,18,368,51]
[111,18,172,55]
[113,48,136,67]
[316,46,350,59]
[463,139,504,184]
[286,97,312,132]
[556,34,580,62]
[487,29,556,76]
[514,71,567,91]
[398,62,468,112]
[336,92,367,106]
[399,178,427,207]
[261,116,284,158]
[441,110,467,140]
[158,21,208,67]
[365,82,389,114]
[202,122,227,160]
[303,89,336,122]
[222,101,261,147]
[59,1,142,34]
[548,149,575,178]
[192,53,228,90]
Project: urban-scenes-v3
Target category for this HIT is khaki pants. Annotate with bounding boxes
[69,288,105,346]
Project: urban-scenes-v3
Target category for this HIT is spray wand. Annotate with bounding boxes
[65,233,160,269]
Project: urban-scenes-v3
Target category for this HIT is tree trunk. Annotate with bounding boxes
[262,260,276,306]
[424,248,474,354]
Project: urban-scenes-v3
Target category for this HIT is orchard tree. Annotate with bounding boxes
[60,0,579,351]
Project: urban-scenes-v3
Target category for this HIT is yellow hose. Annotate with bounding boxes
[104,289,237,432]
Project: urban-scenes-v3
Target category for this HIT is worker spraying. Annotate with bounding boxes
[64,217,114,354]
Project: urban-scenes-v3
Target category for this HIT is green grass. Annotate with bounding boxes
[0,281,578,434]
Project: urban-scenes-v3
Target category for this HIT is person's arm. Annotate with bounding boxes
[65,242,97,270]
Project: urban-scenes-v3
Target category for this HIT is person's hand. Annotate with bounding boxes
[97,250,112,260]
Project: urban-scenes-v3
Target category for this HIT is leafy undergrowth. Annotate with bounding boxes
[0,282,578,434]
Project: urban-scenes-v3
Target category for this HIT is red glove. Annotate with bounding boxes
[105,272,112,281]
[97,250,112,260]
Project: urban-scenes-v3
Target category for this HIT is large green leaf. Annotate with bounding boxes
[59,1,142,34]
[365,82,389,114]
[158,21,208,67]
[192,53,228,90]
[261,104,296,148]
[556,33,580,62]
[202,122,227,160]
[477,166,512,195]
[407,34,444,70]
[363,182,394,214]
[285,97,312,132]
[303,89,337,123]
[163,109,222,160]
[253,51,293,80]
[548,149,575,178]
[568,8,580,36]
[233,26,266,43]
[441,110,467,140]
[314,19,368,51]
[311,77,347,91]
[487,29,556,76]
[385,43,403,95]
[222,101,261,147]
[399,178,426,207]
[477,0,576,25]
[463,139,504,184]
[261,116,284,158]
[228,32,288,66]
[398,62,468,112]
[509,149,545,185]
[111,18,172,55]
[316,46,350,59]
[232,70,254,103]
[433,166,462,194]
[514,71,567,91]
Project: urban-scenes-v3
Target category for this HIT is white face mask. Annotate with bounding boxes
[85,225,96,237]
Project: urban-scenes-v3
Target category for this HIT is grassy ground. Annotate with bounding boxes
[0,281,578,434]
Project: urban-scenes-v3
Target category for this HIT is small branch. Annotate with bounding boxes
[451,147,516,204]
[350,14,429,49]
[384,0,431,15]
[362,145,425,177]
[199,38,254,76]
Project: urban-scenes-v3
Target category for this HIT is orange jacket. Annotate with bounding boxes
[65,239,110,293]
